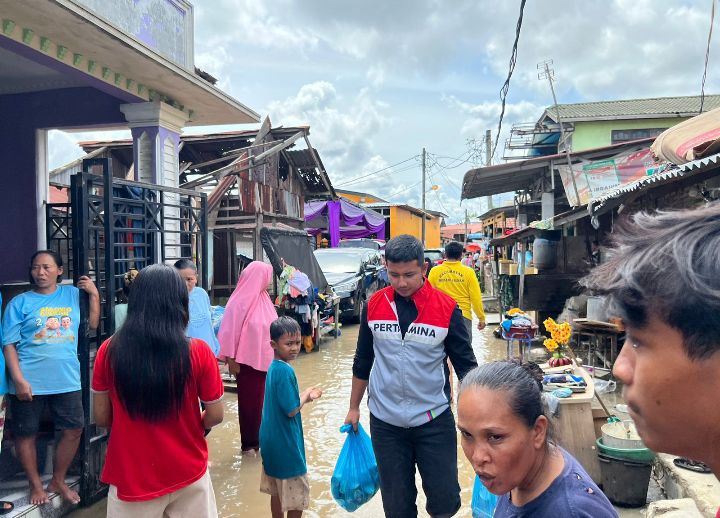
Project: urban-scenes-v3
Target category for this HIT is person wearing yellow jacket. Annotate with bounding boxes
[428,241,486,335]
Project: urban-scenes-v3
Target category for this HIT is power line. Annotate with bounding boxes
[427,166,451,215]
[339,162,420,188]
[433,189,450,215]
[492,0,528,161]
[700,0,716,113]
[334,155,419,187]
[426,156,465,181]
[429,149,473,170]
[440,169,463,193]
[427,158,462,192]
[386,180,423,199]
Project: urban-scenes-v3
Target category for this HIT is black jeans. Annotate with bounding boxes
[370,409,461,518]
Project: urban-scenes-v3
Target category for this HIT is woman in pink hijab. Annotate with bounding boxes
[218,262,277,452]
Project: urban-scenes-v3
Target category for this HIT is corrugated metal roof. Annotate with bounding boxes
[335,189,389,202]
[589,151,720,212]
[543,95,720,122]
[678,150,720,171]
[462,139,654,199]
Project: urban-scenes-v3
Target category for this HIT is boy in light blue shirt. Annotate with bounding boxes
[259,317,322,517]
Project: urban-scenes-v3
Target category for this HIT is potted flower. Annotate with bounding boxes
[543,317,573,367]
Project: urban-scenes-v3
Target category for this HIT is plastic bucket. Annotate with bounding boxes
[533,238,558,270]
[587,296,609,321]
[597,452,652,507]
[596,437,655,463]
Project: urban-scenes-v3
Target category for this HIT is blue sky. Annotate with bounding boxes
[50,0,720,223]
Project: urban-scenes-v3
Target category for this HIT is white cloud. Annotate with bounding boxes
[366,65,386,88]
[443,96,544,162]
[195,0,718,100]
[485,0,718,100]
[267,81,391,178]
[194,0,319,53]
[46,0,720,223]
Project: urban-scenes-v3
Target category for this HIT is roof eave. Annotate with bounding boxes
[4,0,260,125]
[54,0,262,124]
[562,113,698,123]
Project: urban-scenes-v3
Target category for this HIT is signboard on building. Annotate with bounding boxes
[558,148,661,206]
[74,0,193,68]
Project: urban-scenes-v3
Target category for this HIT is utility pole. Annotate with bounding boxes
[421,147,426,246]
[484,129,494,210]
[538,59,580,206]
[464,208,469,245]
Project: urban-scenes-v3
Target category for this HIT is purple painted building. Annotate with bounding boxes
[0,0,259,283]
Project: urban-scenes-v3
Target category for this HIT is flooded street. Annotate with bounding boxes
[73,319,642,517]
[74,320,506,518]
[207,321,505,518]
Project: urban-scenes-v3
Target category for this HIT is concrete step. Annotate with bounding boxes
[645,498,704,517]
[655,454,720,517]
[0,475,80,518]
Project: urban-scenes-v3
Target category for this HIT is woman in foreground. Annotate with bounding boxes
[457,361,618,517]
[92,264,224,517]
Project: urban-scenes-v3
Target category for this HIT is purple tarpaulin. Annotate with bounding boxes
[304,199,386,247]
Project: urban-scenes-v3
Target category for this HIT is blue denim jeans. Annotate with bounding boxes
[370,409,461,518]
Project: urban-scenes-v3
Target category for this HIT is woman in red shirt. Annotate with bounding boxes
[92,264,224,517]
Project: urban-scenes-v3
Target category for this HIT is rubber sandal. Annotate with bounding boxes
[0,501,14,515]
[673,457,712,474]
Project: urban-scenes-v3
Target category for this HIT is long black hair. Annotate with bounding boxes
[108,264,191,422]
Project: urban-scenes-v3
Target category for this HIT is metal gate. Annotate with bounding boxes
[45,158,208,505]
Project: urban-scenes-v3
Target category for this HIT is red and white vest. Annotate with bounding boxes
[367,281,457,428]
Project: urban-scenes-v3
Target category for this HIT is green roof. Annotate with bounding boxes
[542,94,720,122]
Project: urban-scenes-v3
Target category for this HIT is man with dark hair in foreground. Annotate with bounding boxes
[583,204,720,485]
[345,234,477,517]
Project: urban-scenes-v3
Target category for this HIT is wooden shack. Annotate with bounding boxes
[59,118,336,298]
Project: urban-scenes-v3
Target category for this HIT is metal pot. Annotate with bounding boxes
[601,421,646,450]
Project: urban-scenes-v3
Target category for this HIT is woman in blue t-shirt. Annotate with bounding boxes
[2,250,99,507]
[174,259,220,357]
[457,361,618,518]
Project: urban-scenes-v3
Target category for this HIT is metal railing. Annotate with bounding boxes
[45,158,208,505]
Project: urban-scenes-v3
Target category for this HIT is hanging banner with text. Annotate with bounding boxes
[557,148,661,206]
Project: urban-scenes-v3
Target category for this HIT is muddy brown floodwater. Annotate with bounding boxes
[73,320,642,517]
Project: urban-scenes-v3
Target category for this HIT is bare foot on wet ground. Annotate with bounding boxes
[47,479,80,505]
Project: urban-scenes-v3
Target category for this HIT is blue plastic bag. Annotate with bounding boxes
[210,306,225,337]
[331,423,380,512]
[471,475,498,518]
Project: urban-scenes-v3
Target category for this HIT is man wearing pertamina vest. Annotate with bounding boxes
[345,235,478,518]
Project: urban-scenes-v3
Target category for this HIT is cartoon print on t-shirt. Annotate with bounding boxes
[32,307,74,343]
[60,316,75,340]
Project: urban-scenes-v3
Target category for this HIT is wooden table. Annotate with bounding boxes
[543,364,601,483]
[572,319,622,377]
